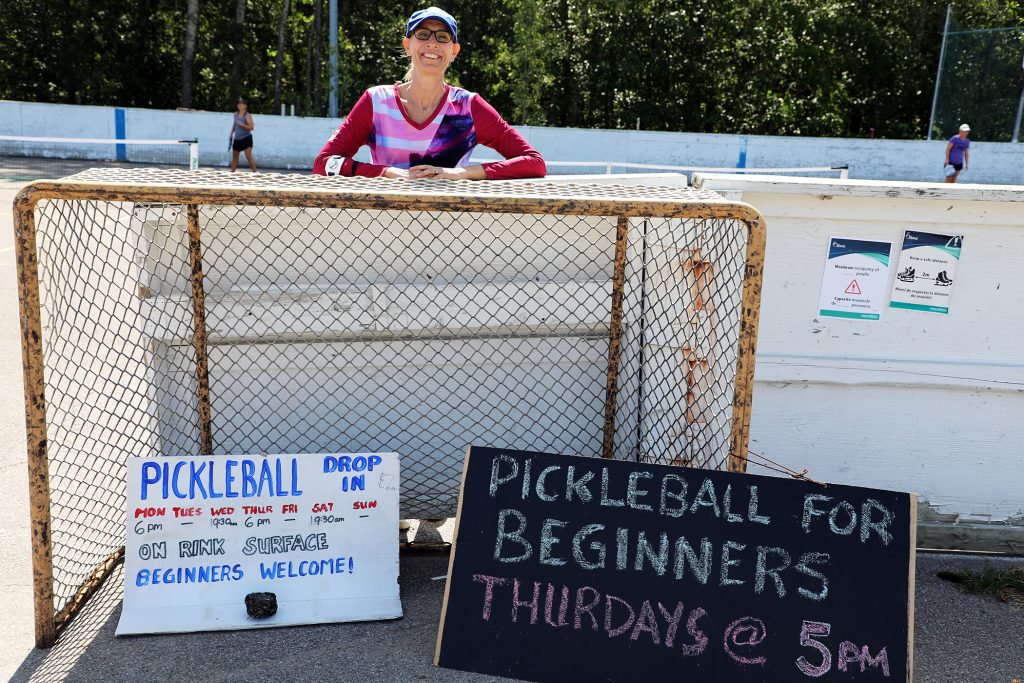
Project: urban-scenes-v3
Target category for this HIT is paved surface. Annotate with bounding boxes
[1,175,1022,682]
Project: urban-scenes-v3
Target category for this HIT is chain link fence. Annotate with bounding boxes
[15,169,765,645]
[931,11,1024,141]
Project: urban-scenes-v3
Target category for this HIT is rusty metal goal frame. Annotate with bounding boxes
[14,170,765,647]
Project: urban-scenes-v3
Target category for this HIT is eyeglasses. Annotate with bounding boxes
[411,27,453,43]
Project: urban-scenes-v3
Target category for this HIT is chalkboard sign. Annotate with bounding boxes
[435,447,915,682]
[117,452,401,635]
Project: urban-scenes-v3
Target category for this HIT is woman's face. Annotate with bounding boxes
[403,19,460,76]
[237,100,247,113]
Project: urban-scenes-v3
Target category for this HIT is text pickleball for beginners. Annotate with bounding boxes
[435,446,915,683]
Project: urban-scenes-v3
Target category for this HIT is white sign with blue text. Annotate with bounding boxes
[116,452,401,635]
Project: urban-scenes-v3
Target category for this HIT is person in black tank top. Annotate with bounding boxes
[230,98,258,172]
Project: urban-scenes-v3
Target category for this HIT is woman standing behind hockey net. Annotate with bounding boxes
[313,7,545,180]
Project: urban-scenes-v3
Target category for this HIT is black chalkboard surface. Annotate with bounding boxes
[435,446,916,683]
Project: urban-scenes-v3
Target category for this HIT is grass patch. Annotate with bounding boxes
[937,566,1024,607]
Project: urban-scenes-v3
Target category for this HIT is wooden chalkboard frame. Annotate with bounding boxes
[907,508,917,682]
[433,445,474,663]
[436,446,918,682]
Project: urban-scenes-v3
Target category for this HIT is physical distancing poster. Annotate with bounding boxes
[890,230,963,314]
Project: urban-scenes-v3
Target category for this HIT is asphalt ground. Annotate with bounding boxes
[1,170,1022,682]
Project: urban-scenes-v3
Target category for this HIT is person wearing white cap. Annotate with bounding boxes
[314,6,545,180]
[943,124,970,183]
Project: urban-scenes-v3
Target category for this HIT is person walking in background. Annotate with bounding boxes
[313,6,545,180]
[943,123,970,183]
[230,97,258,172]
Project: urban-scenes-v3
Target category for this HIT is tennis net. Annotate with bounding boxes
[0,135,198,181]
[473,158,849,179]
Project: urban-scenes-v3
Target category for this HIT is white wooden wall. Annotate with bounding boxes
[693,174,1024,524]
[5,98,1024,184]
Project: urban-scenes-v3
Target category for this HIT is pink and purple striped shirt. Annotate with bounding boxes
[313,84,545,180]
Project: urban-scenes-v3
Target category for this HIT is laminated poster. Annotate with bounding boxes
[818,237,892,321]
[890,230,963,314]
[116,452,401,635]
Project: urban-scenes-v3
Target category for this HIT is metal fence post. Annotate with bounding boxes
[187,205,214,455]
[1013,54,1024,143]
[927,4,954,141]
[727,215,767,472]
[602,216,629,459]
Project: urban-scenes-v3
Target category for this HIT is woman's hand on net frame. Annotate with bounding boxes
[409,165,486,180]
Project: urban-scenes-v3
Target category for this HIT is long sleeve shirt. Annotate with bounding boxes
[313,84,546,180]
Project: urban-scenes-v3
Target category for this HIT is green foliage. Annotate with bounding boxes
[938,566,1024,606]
[0,0,1022,137]
[933,6,1024,141]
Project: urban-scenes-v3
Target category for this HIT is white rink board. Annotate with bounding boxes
[694,174,1024,524]
[117,452,401,635]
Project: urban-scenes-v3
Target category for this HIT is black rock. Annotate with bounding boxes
[245,592,278,619]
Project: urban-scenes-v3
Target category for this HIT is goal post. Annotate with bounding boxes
[15,169,765,647]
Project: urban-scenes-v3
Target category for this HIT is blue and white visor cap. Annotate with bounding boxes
[406,7,458,43]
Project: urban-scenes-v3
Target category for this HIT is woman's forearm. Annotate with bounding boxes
[460,165,487,180]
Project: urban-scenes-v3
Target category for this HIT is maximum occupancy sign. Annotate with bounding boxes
[435,447,915,682]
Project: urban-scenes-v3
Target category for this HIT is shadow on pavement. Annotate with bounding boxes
[8,562,124,683]
[8,556,514,683]
[7,522,508,683]
[7,551,1023,683]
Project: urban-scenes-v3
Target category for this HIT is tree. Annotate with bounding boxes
[302,0,325,116]
[506,0,548,125]
[3,0,1023,137]
[180,0,200,108]
[313,0,323,114]
[230,0,247,102]
[273,0,291,113]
